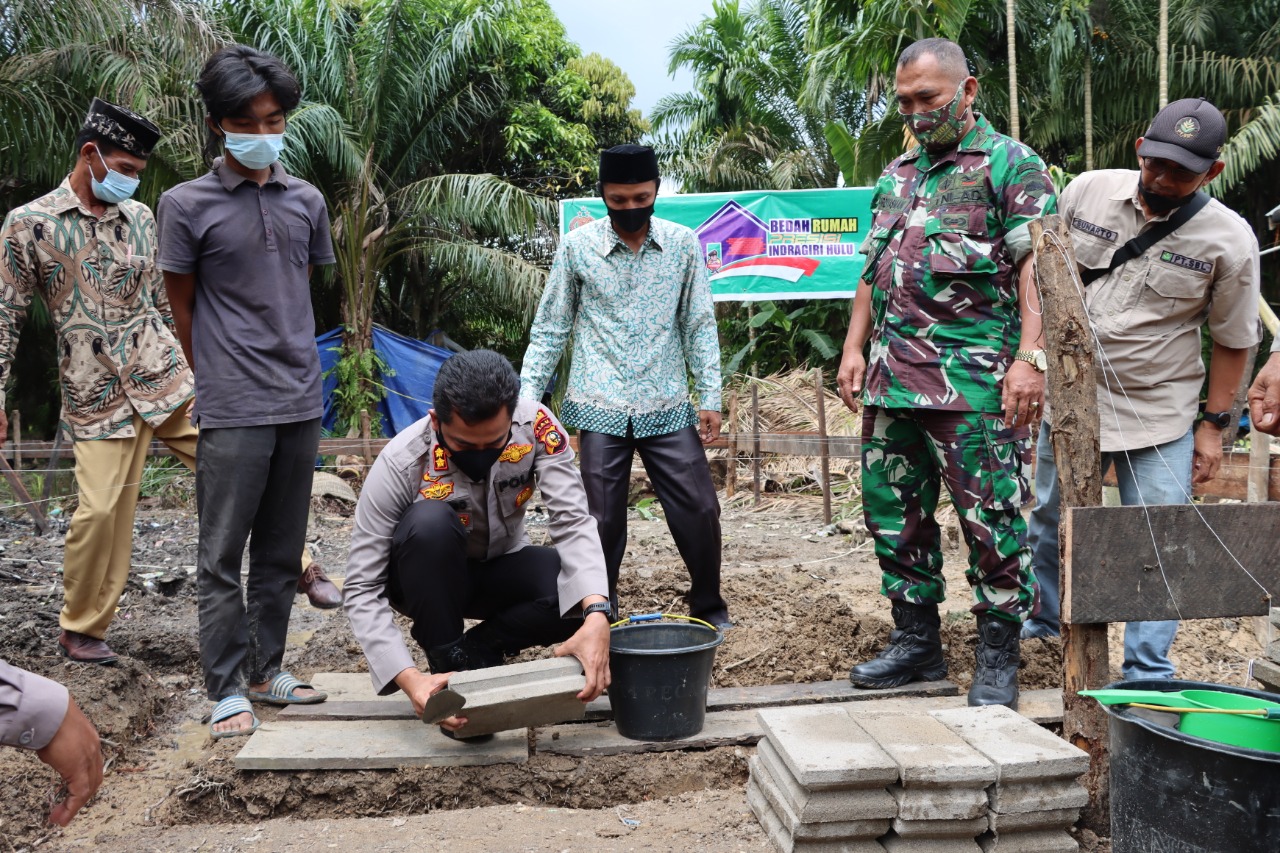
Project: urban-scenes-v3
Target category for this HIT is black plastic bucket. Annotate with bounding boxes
[608,618,724,741]
[1102,678,1280,853]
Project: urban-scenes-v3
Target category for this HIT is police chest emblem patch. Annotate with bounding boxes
[1071,218,1117,242]
[499,443,533,464]
[420,474,454,501]
[1159,250,1213,274]
[516,485,534,508]
[457,513,470,527]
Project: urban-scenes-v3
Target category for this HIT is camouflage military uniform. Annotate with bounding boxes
[859,114,1055,622]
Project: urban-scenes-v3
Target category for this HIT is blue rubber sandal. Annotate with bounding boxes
[246,671,328,706]
[209,696,260,740]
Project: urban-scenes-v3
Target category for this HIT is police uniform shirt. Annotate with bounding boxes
[1060,169,1260,452]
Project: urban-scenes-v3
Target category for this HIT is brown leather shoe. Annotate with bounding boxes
[298,562,342,609]
[58,630,118,664]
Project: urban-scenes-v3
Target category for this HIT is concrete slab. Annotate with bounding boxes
[977,830,1079,852]
[308,672,403,702]
[988,808,1081,833]
[750,753,893,836]
[880,832,983,852]
[756,705,899,790]
[889,784,989,821]
[891,815,989,838]
[930,706,1088,783]
[754,739,898,823]
[233,720,527,770]
[854,714,996,789]
[746,783,888,853]
[445,657,586,737]
[537,709,760,756]
[989,781,1089,815]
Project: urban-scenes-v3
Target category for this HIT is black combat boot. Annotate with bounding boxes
[968,613,1021,709]
[849,601,948,688]
[425,625,507,742]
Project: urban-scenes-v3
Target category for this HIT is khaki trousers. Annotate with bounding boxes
[60,401,314,638]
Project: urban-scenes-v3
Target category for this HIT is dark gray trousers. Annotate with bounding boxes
[386,500,574,654]
[578,425,727,622]
[195,418,320,700]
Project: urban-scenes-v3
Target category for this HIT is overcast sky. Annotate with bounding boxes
[547,0,718,119]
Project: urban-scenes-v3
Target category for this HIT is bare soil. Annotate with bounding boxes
[0,491,1267,852]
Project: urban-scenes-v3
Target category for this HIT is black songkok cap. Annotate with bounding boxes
[599,144,659,184]
[81,98,161,158]
[1137,97,1226,174]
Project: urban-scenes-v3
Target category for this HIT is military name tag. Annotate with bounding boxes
[1070,218,1117,242]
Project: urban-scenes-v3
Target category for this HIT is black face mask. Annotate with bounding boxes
[606,204,654,234]
[1139,178,1198,214]
[437,428,509,482]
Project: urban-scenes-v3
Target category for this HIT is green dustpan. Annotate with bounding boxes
[1082,688,1280,753]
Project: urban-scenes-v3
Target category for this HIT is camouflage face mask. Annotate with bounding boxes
[902,82,968,149]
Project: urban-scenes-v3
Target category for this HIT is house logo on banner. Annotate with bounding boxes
[561,187,873,301]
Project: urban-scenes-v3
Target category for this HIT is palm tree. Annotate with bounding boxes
[214,0,558,433]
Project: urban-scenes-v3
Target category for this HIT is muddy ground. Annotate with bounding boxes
[0,484,1268,852]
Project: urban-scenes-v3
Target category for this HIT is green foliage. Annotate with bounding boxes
[324,343,393,438]
[720,300,847,376]
[139,456,194,507]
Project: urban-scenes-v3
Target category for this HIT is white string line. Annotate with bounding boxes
[1036,230,1271,610]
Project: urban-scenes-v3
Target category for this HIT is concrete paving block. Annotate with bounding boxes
[987,808,1081,834]
[891,815,989,838]
[854,713,996,788]
[749,756,892,838]
[233,720,527,770]
[756,705,900,790]
[746,783,888,853]
[977,830,1078,852]
[309,672,407,702]
[755,738,898,823]
[443,657,586,737]
[930,706,1088,784]
[889,784,988,821]
[989,780,1089,815]
[1252,657,1280,693]
[880,832,983,853]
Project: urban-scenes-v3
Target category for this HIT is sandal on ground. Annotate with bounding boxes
[209,696,260,740]
[246,671,328,706]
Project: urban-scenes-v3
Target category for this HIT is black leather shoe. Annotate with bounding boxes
[968,613,1021,709]
[849,601,947,688]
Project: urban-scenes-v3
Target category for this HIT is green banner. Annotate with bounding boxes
[559,187,874,301]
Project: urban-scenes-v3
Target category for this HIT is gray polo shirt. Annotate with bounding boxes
[156,158,335,428]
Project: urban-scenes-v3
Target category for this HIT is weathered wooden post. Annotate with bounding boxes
[815,368,832,525]
[1029,215,1109,831]
[40,430,64,510]
[751,384,761,507]
[727,390,739,498]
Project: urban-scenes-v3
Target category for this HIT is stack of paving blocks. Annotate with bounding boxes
[749,704,1088,853]
[1250,607,1280,694]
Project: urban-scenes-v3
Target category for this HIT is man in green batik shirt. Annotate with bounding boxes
[836,38,1056,710]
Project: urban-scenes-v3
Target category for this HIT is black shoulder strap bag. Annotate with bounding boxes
[1078,191,1210,286]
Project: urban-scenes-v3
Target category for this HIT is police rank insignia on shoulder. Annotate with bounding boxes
[533,410,568,455]
[499,443,533,464]
[432,445,449,471]
[516,485,534,508]
[420,474,454,501]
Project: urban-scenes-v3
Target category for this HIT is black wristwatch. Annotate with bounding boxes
[1199,410,1232,430]
[583,601,613,622]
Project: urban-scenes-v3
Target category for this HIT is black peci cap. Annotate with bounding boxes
[81,98,161,158]
[599,144,659,185]
[1136,98,1226,174]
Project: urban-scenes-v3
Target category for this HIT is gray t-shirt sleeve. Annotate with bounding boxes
[156,193,197,274]
[309,196,335,265]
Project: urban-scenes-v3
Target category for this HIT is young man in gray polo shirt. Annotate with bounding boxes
[158,45,335,737]
[1023,98,1260,680]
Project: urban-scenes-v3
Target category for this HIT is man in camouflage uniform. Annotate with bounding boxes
[836,39,1055,709]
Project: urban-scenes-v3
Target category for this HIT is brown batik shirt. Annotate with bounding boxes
[0,179,193,440]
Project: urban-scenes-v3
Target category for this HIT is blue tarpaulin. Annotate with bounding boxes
[317,326,453,437]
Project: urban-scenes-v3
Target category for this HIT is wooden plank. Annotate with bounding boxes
[1031,215,1109,835]
[704,677,959,711]
[814,369,832,525]
[233,720,528,770]
[1064,504,1279,623]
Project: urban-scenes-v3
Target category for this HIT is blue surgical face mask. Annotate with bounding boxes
[90,147,140,204]
[220,124,286,170]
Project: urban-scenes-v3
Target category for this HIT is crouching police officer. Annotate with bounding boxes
[343,350,612,730]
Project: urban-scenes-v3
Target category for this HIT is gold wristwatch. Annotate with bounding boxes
[1014,349,1047,372]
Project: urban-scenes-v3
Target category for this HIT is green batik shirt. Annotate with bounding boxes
[860,114,1056,413]
[519,216,722,438]
[0,179,193,440]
